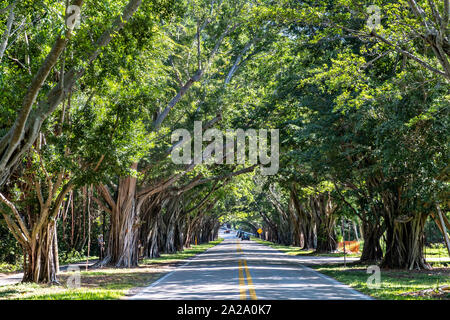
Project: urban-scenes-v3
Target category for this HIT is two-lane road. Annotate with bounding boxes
[130,231,370,300]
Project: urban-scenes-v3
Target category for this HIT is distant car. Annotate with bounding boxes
[241,234,250,240]
[225,230,230,233]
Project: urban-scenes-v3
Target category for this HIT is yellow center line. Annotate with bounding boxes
[243,260,257,300]
[236,239,257,300]
[237,260,247,299]
[236,241,243,252]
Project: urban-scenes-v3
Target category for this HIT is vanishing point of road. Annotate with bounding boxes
[130,231,371,300]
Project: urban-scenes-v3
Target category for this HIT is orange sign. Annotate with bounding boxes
[338,241,360,253]
[257,228,263,234]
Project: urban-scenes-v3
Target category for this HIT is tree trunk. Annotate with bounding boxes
[288,188,302,247]
[101,164,139,267]
[353,220,360,241]
[359,220,383,263]
[359,210,384,263]
[162,196,182,254]
[289,184,318,249]
[381,212,430,270]
[184,216,194,248]
[310,193,337,253]
[435,203,450,257]
[142,206,162,258]
[316,222,337,252]
[22,222,58,283]
[1,165,71,284]
[304,223,316,249]
[137,195,162,258]
[176,215,185,251]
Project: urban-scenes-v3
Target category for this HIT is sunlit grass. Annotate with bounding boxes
[424,246,449,258]
[0,255,100,274]
[25,290,124,300]
[60,255,99,265]
[311,263,450,300]
[0,262,23,274]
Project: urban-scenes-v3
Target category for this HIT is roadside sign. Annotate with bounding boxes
[257,228,262,234]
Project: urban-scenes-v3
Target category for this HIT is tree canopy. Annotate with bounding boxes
[0,0,448,283]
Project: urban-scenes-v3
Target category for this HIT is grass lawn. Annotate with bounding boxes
[60,255,100,265]
[0,262,23,274]
[423,246,449,258]
[0,256,100,274]
[252,237,450,300]
[311,262,450,300]
[0,238,223,300]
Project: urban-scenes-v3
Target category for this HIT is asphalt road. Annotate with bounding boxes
[130,231,371,300]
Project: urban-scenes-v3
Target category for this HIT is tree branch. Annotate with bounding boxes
[0,192,30,242]
[0,1,16,62]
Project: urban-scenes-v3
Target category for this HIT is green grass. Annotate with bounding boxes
[311,263,450,300]
[59,255,99,265]
[0,262,23,274]
[25,290,124,300]
[424,246,449,258]
[0,255,99,274]
[0,282,125,300]
[0,238,223,300]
